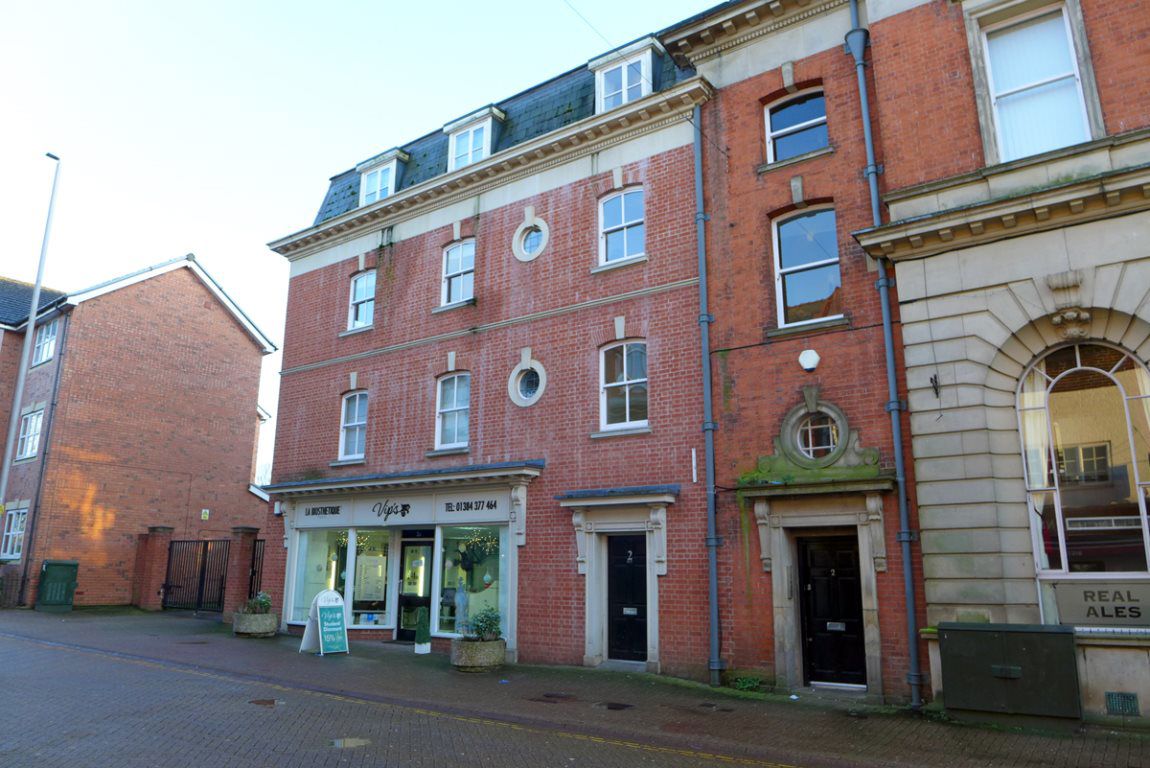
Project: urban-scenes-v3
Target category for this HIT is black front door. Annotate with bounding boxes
[799,536,866,685]
[607,535,647,661]
[397,532,434,641]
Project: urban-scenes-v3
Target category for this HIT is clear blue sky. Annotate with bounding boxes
[0,0,711,477]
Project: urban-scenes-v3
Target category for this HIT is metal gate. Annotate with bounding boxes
[248,539,266,599]
[162,540,230,612]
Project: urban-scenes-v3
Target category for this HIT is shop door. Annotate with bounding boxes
[799,536,866,685]
[397,538,433,641]
[607,535,647,661]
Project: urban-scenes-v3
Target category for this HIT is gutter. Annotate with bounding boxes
[845,0,923,709]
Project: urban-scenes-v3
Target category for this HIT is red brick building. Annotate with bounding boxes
[266,0,1150,716]
[0,255,275,607]
[266,39,716,676]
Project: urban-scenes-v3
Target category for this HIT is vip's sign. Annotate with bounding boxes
[1055,582,1150,627]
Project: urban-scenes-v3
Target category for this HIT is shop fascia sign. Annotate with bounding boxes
[295,490,508,528]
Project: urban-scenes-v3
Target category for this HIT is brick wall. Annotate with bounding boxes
[24,267,267,605]
[697,41,923,697]
[274,144,713,675]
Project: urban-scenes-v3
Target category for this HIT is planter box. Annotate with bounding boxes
[233,612,278,638]
[450,638,506,672]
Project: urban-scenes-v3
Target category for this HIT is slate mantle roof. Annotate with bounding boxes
[0,278,65,326]
[313,44,693,227]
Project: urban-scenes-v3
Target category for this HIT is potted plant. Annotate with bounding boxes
[232,591,278,638]
[414,606,431,654]
[450,606,505,672]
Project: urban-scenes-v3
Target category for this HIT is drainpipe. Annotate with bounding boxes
[693,105,723,687]
[845,0,923,709]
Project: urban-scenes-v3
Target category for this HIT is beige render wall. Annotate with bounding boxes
[894,209,1150,625]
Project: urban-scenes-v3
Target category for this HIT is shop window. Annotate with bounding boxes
[441,240,475,306]
[32,319,58,365]
[348,270,376,330]
[599,189,645,266]
[351,530,389,626]
[291,529,349,623]
[765,91,828,164]
[1018,343,1150,574]
[436,373,470,449]
[340,391,368,461]
[600,341,648,430]
[1,505,27,560]
[772,208,842,327]
[438,525,506,635]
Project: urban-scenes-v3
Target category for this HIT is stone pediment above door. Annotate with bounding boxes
[738,385,889,489]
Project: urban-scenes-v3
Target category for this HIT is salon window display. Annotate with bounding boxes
[438,525,507,635]
[352,530,389,626]
[291,529,348,622]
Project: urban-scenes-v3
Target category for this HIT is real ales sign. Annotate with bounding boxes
[299,589,349,655]
[1054,582,1150,627]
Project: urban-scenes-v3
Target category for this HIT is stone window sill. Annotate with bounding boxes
[433,299,476,314]
[756,146,835,175]
[765,315,849,339]
[330,458,365,467]
[591,254,647,274]
[339,325,373,338]
[426,447,469,458]
[590,426,652,439]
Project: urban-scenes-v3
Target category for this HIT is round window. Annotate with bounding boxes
[517,368,541,400]
[521,227,543,257]
[797,412,838,459]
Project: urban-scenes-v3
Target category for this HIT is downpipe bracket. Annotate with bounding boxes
[884,399,907,413]
[706,536,724,547]
[896,530,919,543]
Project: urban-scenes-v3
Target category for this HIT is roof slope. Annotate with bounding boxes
[0,278,65,326]
[313,50,692,226]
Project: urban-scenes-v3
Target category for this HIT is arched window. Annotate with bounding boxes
[1017,343,1150,574]
[765,90,828,164]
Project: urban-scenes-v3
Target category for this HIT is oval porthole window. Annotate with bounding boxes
[517,368,541,400]
[508,357,547,407]
[796,412,838,459]
[512,217,549,263]
[521,227,544,257]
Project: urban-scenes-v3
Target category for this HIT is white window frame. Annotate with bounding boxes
[598,188,646,267]
[32,319,58,366]
[771,207,844,329]
[435,373,471,450]
[15,410,43,461]
[347,270,376,330]
[448,119,493,172]
[764,89,828,164]
[359,160,397,206]
[1,505,28,560]
[593,50,653,114]
[441,240,475,307]
[599,341,649,431]
[1016,343,1150,579]
[339,391,368,461]
[964,0,1103,165]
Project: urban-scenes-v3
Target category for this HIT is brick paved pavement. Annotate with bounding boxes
[0,609,1147,767]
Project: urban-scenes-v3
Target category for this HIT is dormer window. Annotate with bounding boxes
[357,149,409,207]
[445,106,505,172]
[590,38,661,114]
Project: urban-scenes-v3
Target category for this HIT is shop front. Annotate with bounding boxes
[267,461,541,660]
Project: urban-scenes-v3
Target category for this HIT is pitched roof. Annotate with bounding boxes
[0,255,276,353]
[313,45,693,226]
[0,278,65,326]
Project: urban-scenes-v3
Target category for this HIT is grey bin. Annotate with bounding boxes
[939,622,1081,720]
[36,560,79,613]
